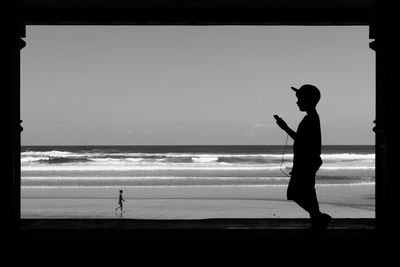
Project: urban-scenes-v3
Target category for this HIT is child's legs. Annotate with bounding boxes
[293,189,320,218]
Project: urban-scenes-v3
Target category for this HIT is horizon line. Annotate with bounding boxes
[21,144,375,146]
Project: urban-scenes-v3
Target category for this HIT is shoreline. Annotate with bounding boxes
[21,184,375,219]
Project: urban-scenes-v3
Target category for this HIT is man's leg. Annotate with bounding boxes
[294,191,331,231]
[293,189,320,218]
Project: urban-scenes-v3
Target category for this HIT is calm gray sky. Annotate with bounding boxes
[21,26,374,145]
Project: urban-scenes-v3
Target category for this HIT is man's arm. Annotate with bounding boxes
[274,115,296,140]
[282,124,296,140]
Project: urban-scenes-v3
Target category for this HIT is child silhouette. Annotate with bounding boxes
[275,84,331,231]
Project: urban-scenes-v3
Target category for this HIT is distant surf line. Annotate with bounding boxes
[21,182,375,189]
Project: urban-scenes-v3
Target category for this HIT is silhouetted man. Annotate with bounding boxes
[274,84,331,231]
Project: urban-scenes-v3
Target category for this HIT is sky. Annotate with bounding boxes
[21,26,375,145]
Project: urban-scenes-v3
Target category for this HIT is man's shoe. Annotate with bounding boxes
[311,213,332,232]
[320,213,332,230]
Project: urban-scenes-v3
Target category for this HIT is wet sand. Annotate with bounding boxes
[21,184,374,219]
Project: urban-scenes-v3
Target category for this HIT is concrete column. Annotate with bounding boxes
[6,0,25,232]
[371,0,397,235]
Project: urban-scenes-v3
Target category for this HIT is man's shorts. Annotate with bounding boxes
[287,173,317,201]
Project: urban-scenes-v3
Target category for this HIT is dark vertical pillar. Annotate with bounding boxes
[383,0,397,236]
[6,0,25,233]
[372,0,396,236]
[369,1,384,231]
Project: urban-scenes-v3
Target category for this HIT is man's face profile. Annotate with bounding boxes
[296,96,308,112]
[296,94,317,112]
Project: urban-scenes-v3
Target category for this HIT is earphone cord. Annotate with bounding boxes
[279,134,290,177]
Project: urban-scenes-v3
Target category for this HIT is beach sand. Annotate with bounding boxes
[21,184,374,219]
[21,184,375,219]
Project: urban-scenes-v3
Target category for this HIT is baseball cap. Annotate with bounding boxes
[290,84,321,104]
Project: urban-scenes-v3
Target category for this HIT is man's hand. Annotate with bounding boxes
[274,115,288,130]
[274,115,296,140]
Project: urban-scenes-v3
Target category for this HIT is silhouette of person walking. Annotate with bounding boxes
[115,189,125,213]
[274,84,331,231]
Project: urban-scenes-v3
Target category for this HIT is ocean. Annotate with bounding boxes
[21,145,375,188]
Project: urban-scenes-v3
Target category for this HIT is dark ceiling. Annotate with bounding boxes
[23,0,374,25]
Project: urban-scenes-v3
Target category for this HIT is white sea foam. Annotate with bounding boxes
[21,184,291,189]
[192,156,219,163]
[21,156,50,162]
[315,181,375,187]
[22,176,290,181]
[21,165,283,171]
[320,166,375,170]
[22,150,82,157]
[321,153,374,160]
[19,147,375,204]
[21,150,375,166]
[21,181,375,190]
[22,150,374,158]
[21,162,374,171]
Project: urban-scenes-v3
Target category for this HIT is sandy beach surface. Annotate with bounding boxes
[21,184,374,219]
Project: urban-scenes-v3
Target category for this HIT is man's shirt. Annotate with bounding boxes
[292,111,322,175]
